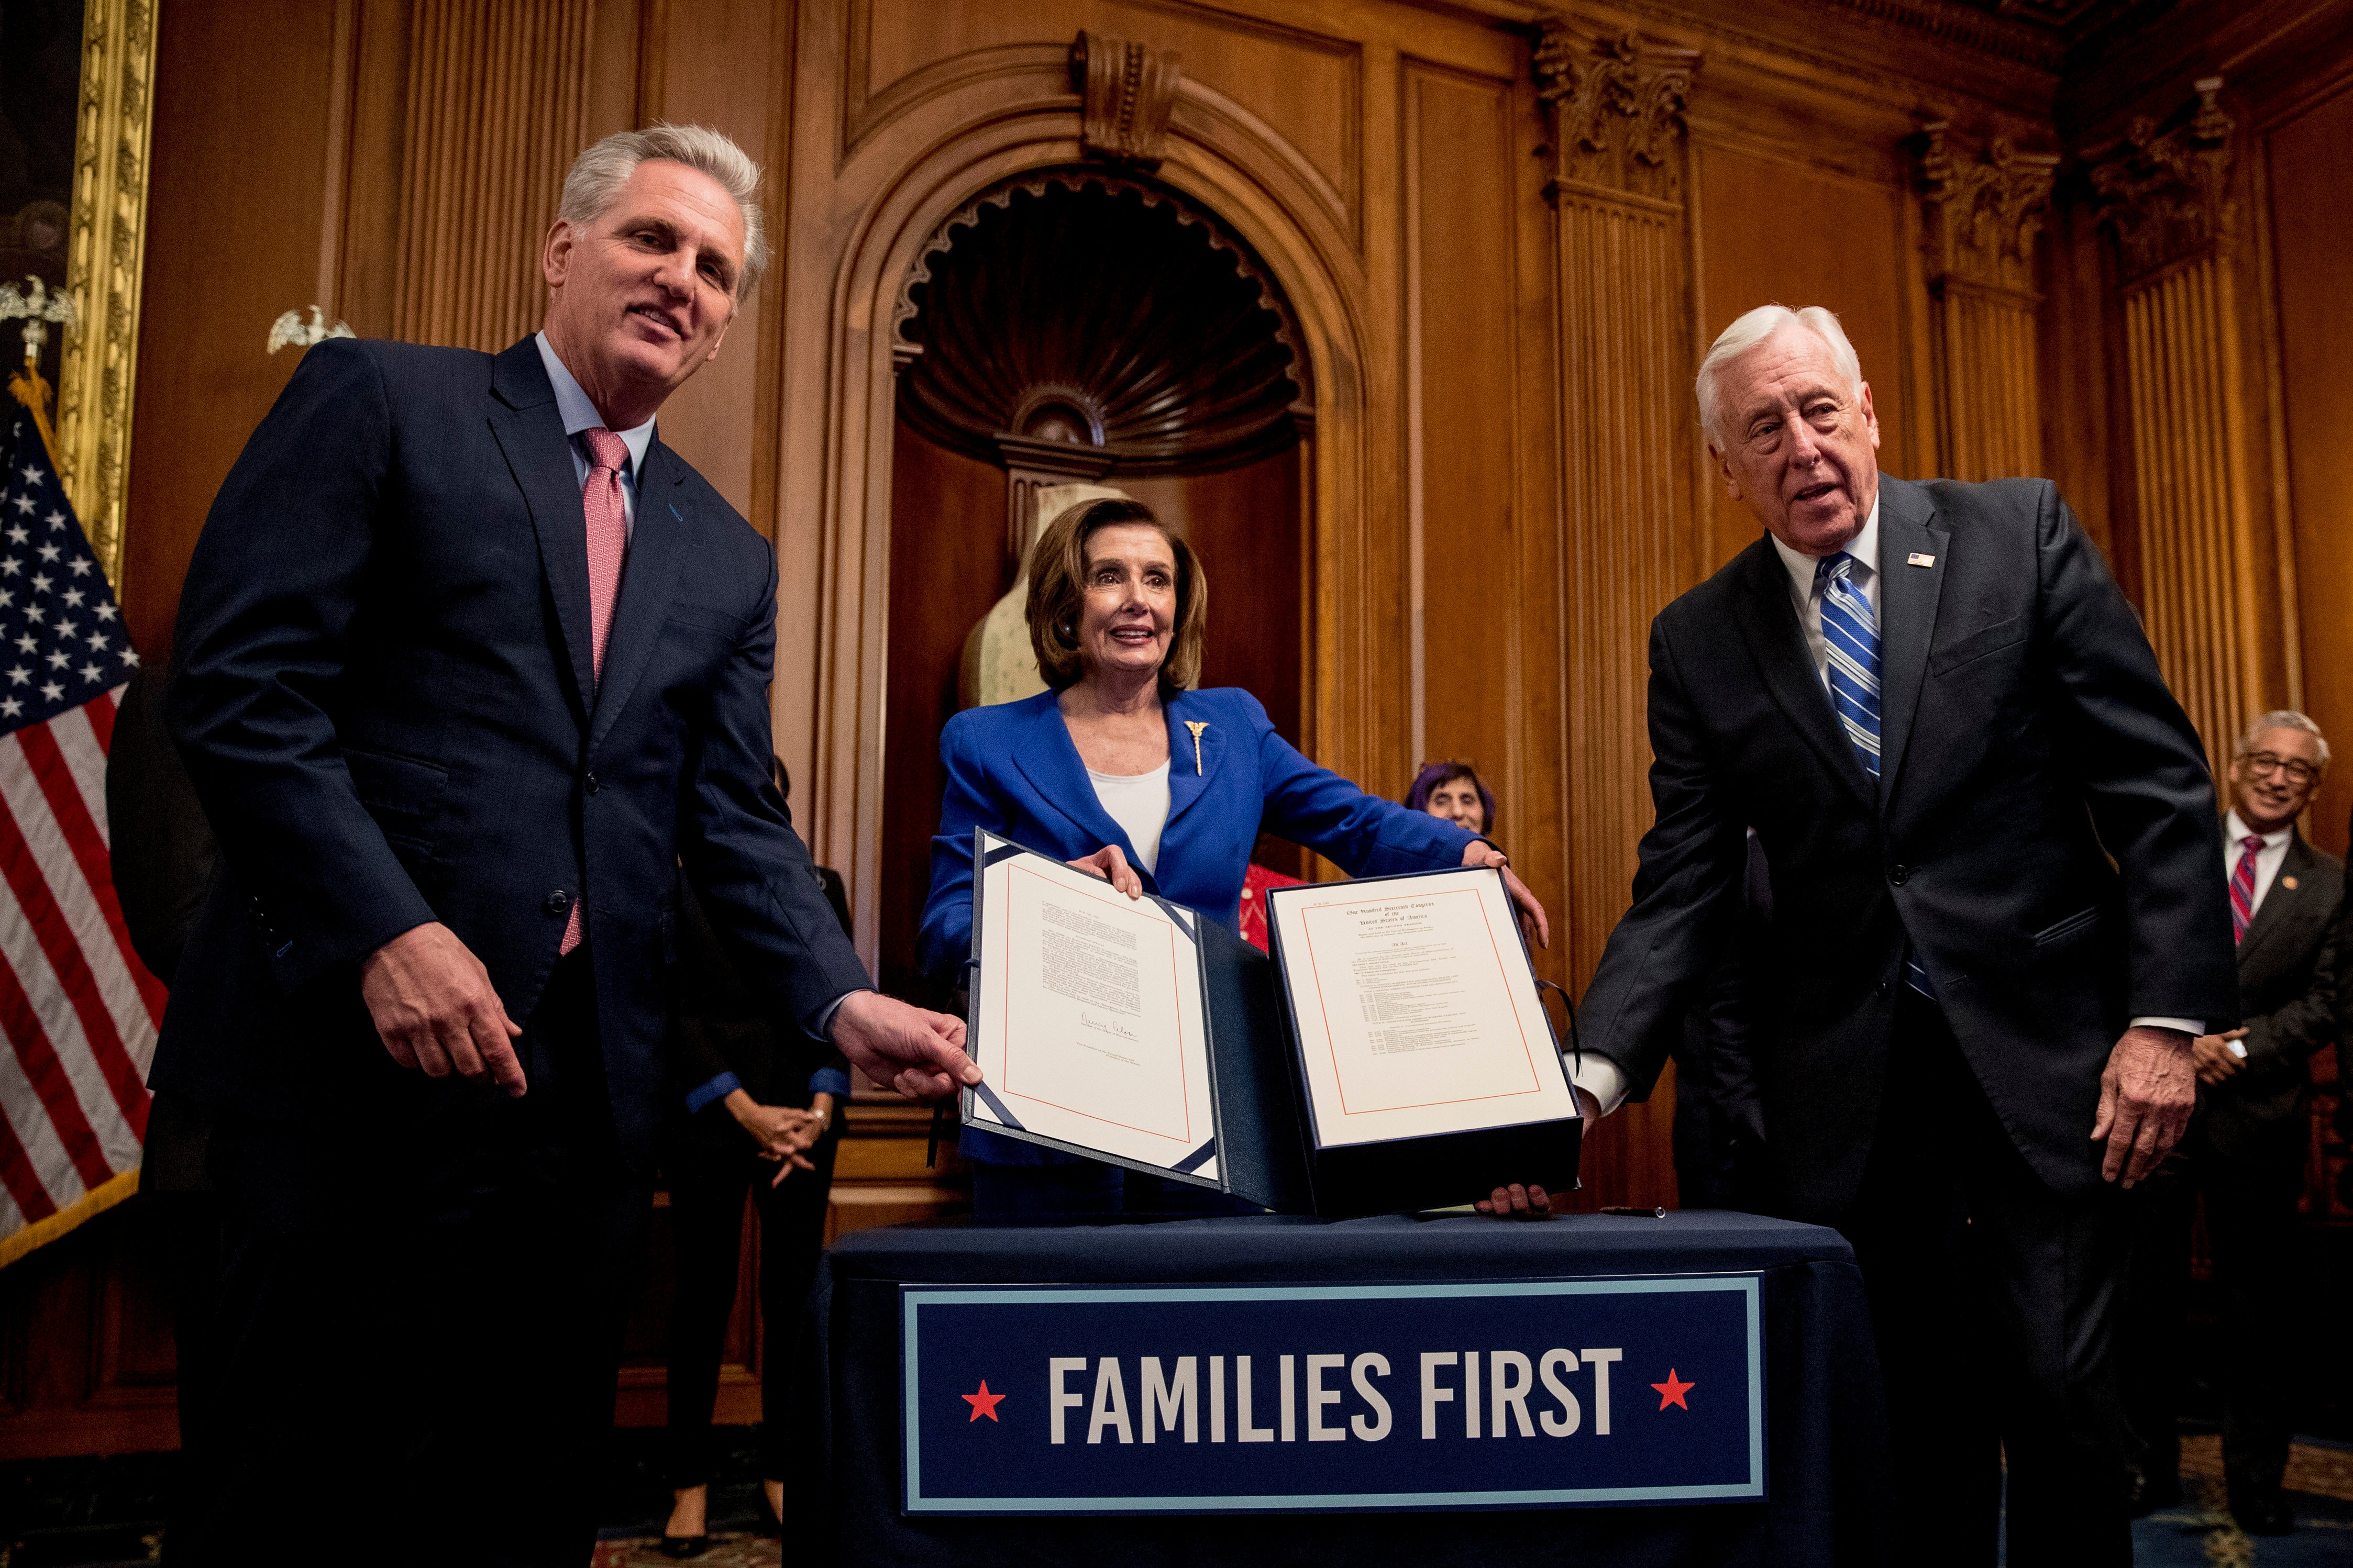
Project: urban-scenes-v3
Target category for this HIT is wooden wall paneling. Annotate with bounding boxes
[2084,80,2265,780]
[1915,121,2057,480]
[2036,194,2120,566]
[1532,18,1701,1210]
[2264,78,2353,853]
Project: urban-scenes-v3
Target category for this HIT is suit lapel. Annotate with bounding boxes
[1874,477,1951,807]
[588,439,691,754]
[1728,539,1875,811]
[2236,831,2313,966]
[1008,696,1136,861]
[487,338,594,724]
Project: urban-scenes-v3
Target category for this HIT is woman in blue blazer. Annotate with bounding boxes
[919,497,1548,1215]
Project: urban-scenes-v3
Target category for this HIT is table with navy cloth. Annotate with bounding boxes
[792,1209,1892,1566]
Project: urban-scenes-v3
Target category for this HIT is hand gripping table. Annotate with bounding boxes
[790,1210,1891,1567]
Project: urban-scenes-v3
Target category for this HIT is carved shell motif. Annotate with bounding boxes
[896,170,1310,476]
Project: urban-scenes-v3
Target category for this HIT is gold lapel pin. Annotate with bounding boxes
[1185,720,1209,775]
[2282,875,2300,891]
[1907,552,1937,568]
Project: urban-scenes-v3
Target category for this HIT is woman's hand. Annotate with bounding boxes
[727,1090,825,1160]
[1068,843,1144,898]
[1461,841,1550,949]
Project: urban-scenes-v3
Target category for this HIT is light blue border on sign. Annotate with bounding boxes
[900,1275,1765,1514]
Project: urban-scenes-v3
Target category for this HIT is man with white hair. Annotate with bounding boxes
[154,124,978,1564]
[2118,710,2339,1536]
[1572,304,2236,1565]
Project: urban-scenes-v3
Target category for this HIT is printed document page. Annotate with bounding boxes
[1266,868,1577,1149]
[968,844,1218,1181]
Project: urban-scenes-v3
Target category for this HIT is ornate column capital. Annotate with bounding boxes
[1069,31,1181,171]
[2083,76,2236,285]
[1531,16,1700,207]
[1917,120,2058,299]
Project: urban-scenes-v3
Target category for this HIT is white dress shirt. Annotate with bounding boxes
[534,332,655,539]
[2221,809,2293,921]
[1087,763,1172,876]
[1578,496,2196,1122]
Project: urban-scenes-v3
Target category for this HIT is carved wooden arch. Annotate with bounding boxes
[779,40,1396,962]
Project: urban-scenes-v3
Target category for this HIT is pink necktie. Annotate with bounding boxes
[560,426,630,956]
[2228,834,2261,946]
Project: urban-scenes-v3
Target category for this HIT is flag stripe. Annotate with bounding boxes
[0,775,149,1143]
[85,685,119,753]
[19,722,167,1028]
[48,704,112,845]
[0,937,113,1195]
[0,1080,58,1221]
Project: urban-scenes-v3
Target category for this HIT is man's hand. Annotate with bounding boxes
[2091,1025,2197,1186]
[2192,1028,2248,1086]
[832,990,978,1102]
[1461,841,1550,950]
[360,922,526,1095]
[1475,1183,1552,1218]
[1067,844,1144,898]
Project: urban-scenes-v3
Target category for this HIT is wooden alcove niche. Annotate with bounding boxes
[878,169,1317,1000]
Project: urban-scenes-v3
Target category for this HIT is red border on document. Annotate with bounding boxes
[992,864,1193,1145]
[1297,885,1542,1118]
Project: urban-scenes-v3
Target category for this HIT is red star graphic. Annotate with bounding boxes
[1652,1369,1695,1411]
[962,1380,1007,1422]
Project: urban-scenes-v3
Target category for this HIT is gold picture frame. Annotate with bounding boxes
[53,0,159,594]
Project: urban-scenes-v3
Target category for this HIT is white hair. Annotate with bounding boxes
[2238,709,2329,770]
[1695,304,1863,450]
[559,122,768,299]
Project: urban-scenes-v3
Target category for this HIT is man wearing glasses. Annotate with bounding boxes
[2118,710,2340,1537]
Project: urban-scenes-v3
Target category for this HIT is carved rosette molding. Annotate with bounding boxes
[1531,18,1699,207]
[54,0,158,592]
[2084,76,2235,285]
[392,0,594,351]
[1916,122,2057,480]
[1068,31,1181,171]
[2087,79,2258,779]
[1530,16,1701,987]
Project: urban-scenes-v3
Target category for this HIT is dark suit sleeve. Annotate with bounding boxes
[2239,907,2337,1078]
[1576,614,1751,1098]
[677,542,873,1036]
[165,339,438,991]
[1249,694,1476,874]
[2033,487,2239,1025]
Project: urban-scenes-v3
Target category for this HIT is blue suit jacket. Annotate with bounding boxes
[153,337,869,1166]
[919,687,1476,1165]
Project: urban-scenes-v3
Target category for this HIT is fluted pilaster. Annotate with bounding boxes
[1917,121,2055,480]
[392,0,595,351]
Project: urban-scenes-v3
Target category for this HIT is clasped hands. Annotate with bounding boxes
[361,923,982,1104]
[729,1089,834,1185]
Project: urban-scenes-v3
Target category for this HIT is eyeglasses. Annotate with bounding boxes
[2240,751,2321,786]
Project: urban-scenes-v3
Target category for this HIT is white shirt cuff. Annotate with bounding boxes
[2131,1016,2202,1038]
[1568,1054,1628,1117]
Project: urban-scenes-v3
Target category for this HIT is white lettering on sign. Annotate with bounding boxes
[1582,1347,1622,1436]
[1049,1356,1088,1445]
[1236,1354,1276,1443]
[1491,1350,1535,1438]
[1350,1353,1393,1441]
[1087,1357,1133,1444]
[1141,1356,1198,1443]
[1306,1354,1346,1442]
[1420,1351,1456,1440]
[1539,1349,1582,1436]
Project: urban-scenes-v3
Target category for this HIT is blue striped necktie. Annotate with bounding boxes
[1815,552,1937,1000]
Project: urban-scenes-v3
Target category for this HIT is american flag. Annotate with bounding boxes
[0,393,161,1265]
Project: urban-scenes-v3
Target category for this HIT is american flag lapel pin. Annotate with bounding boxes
[1907,552,1937,568]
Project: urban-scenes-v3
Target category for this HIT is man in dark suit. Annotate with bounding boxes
[2119,710,2338,1535]
[1572,305,2237,1566]
[153,124,977,1566]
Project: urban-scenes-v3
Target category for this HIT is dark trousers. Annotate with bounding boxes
[167,950,653,1568]
[663,1116,840,1487]
[1836,992,2130,1568]
[2118,1122,2304,1509]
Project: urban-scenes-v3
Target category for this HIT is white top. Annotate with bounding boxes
[1768,497,1882,691]
[1087,762,1172,877]
[2223,809,2294,921]
[535,332,656,539]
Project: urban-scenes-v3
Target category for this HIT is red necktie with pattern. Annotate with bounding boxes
[2228,833,2261,945]
[559,426,630,956]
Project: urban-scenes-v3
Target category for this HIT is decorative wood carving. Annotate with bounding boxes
[2088,79,2258,777]
[2084,76,2235,285]
[1916,121,2057,479]
[1531,19,1699,207]
[1068,31,1181,171]
[896,170,1310,569]
[391,0,595,351]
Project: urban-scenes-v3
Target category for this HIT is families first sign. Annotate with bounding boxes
[899,1275,1763,1514]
